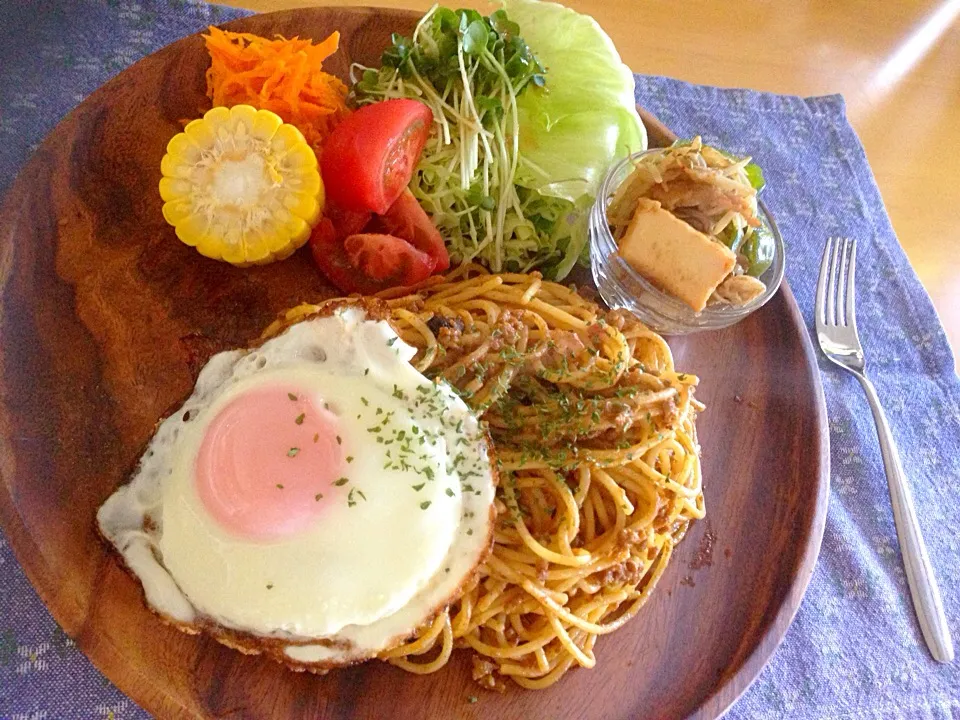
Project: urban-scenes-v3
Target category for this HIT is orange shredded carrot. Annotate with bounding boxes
[203,26,350,154]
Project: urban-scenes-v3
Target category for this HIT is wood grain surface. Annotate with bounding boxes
[0,8,829,720]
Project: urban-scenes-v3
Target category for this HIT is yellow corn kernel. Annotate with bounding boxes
[158,104,324,267]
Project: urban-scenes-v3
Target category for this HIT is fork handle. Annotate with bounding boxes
[856,373,954,663]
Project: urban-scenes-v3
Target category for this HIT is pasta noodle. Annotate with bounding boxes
[269,265,704,689]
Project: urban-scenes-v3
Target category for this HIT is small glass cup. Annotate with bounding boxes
[589,151,785,334]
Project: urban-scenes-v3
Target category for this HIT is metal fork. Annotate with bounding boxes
[816,237,954,663]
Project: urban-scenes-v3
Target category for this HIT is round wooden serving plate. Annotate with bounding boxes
[0,7,829,720]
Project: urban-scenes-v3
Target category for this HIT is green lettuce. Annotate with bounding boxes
[507,0,648,203]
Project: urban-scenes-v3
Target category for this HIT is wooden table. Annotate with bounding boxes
[215,0,960,364]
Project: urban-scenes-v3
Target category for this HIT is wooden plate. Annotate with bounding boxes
[0,7,829,720]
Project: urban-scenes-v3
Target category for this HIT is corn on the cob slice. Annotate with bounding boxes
[159,105,323,266]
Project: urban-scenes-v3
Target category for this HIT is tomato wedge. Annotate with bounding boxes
[321,99,434,215]
[309,221,434,295]
[345,234,434,283]
[374,189,450,272]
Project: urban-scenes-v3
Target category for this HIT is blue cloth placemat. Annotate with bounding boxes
[2,1,959,718]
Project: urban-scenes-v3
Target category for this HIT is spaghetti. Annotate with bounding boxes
[273,265,704,689]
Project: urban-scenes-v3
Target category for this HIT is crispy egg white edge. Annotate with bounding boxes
[97,304,497,668]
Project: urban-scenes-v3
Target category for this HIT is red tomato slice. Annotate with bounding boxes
[374,189,450,272]
[321,99,433,215]
[305,205,375,293]
[308,218,363,294]
[308,221,434,295]
[344,234,435,284]
[325,203,372,239]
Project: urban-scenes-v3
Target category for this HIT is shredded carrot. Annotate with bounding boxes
[203,26,349,154]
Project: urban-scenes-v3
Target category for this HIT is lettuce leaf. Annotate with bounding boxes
[506,0,647,203]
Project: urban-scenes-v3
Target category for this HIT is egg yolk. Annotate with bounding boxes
[194,384,343,540]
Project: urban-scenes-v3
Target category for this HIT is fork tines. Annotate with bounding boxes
[816,237,858,328]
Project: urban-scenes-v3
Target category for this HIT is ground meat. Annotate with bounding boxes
[435,310,531,373]
[593,557,644,587]
[535,329,587,374]
[661,396,680,425]
[536,558,549,583]
[489,311,525,353]
[426,314,467,351]
[618,528,643,548]
[604,309,634,331]
[426,313,465,336]
[471,657,505,691]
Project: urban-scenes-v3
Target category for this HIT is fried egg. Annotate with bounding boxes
[97,303,496,668]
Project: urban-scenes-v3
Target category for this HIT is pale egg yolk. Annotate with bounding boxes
[194,384,343,539]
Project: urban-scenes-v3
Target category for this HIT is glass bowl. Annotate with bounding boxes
[589,150,785,335]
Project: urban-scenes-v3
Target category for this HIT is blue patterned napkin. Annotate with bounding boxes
[2,2,959,718]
